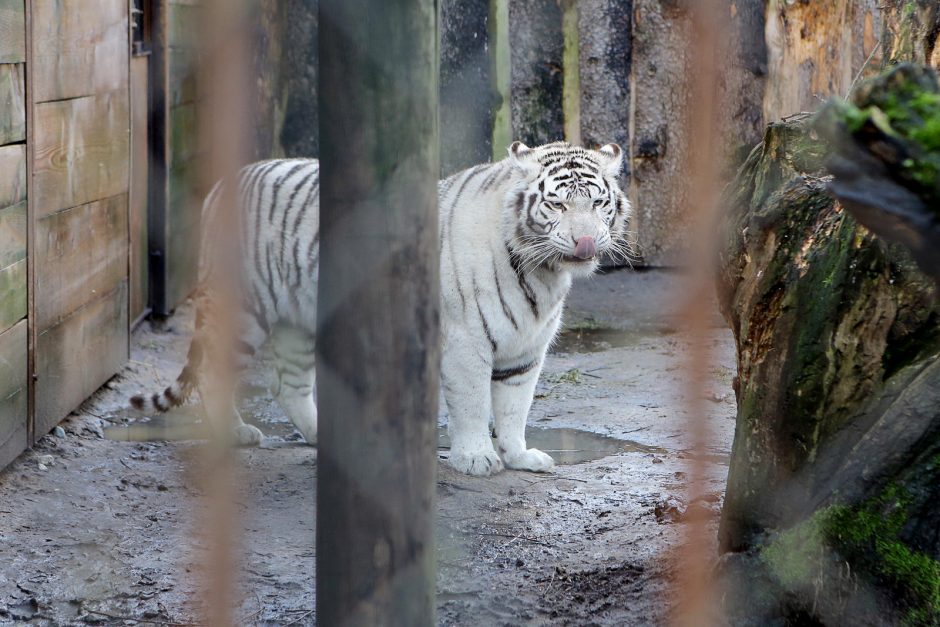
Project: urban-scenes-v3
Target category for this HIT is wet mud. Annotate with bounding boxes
[0,269,735,625]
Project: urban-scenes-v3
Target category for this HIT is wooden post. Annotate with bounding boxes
[489,0,511,161]
[561,0,581,145]
[317,1,440,625]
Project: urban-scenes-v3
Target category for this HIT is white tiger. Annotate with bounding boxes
[130,141,631,476]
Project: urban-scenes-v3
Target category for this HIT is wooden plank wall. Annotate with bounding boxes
[30,0,130,437]
[0,0,28,469]
[162,0,202,312]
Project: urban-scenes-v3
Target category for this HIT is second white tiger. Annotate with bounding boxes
[130,141,632,476]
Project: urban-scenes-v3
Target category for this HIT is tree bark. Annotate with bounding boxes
[316,1,440,624]
[882,0,940,68]
[717,65,940,624]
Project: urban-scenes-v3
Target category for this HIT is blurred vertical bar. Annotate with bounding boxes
[675,0,725,625]
[317,0,440,625]
[199,0,249,625]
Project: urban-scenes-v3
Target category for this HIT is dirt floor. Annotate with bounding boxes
[0,269,737,626]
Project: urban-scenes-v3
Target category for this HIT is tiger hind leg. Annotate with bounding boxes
[271,327,318,445]
[196,308,268,447]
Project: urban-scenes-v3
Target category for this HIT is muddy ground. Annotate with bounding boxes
[0,269,736,626]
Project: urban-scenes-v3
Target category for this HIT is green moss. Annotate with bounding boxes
[761,485,940,625]
[824,65,940,197]
[761,512,828,590]
[821,486,940,625]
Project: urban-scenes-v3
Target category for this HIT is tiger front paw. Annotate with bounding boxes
[448,448,504,476]
[234,423,264,447]
[502,448,555,473]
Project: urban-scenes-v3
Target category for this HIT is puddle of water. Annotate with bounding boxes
[106,415,663,466]
[437,426,665,465]
[103,409,207,442]
[103,403,300,443]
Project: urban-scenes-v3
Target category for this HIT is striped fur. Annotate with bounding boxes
[130,159,321,446]
[129,142,632,473]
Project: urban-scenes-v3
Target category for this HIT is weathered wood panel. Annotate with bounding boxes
[0,63,25,145]
[35,282,128,437]
[0,143,25,208]
[0,257,25,332]
[0,144,26,275]
[130,56,149,323]
[0,319,27,470]
[0,201,25,271]
[35,194,128,330]
[763,0,882,122]
[0,0,25,64]
[629,0,693,266]
[30,0,128,103]
[33,91,130,217]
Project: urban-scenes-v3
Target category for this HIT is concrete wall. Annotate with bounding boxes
[249,1,911,266]
[578,0,632,154]
[441,0,495,175]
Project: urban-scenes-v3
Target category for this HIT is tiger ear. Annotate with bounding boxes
[598,143,623,177]
[507,141,540,178]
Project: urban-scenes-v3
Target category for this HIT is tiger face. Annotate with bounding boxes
[505,141,632,277]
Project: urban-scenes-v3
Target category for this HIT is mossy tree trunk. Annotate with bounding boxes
[717,65,940,624]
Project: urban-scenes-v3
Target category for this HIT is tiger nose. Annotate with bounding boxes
[573,236,596,259]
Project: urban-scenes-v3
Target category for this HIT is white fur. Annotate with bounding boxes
[438,142,631,475]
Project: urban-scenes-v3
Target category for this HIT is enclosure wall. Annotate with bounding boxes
[0,0,28,468]
[0,0,133,465]
[30,0,131,437]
